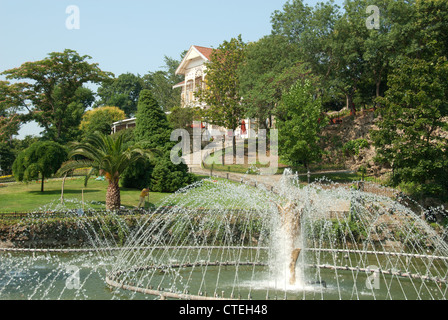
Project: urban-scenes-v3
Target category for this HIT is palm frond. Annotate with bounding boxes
[56,159,95,177]
[84,167,98,187]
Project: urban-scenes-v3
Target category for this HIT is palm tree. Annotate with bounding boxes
[58,132,156,211]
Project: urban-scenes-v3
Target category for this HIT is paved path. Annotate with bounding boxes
[182,142,396,205]
[181,142,356,191]
[189,165,282,189]
[182,143,283,190]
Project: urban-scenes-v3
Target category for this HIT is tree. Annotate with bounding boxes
[95,73,144,117]
[361,0,413,102]
[168,106,200,136]
[270,0,412,113]
[0,81,26,143]
[276,80,326,172]
[12,141,67,192]
[238,34,301,128]
[1,49,113,143]
[329,0,368,114]
[80,106,126,136]
[329,0,412,112]
[197,35,247,160]
[143,55,185,112]
[0,142,15,175]
[271,0,342,108]
[372,0,448,199]
[57,132,155,210]
[134,90,173,152]
[122,90,194,192]
[0,113,20,144]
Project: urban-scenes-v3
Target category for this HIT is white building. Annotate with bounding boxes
[173,45,256,140]
[112,45,256,140]
[111,117,136,134]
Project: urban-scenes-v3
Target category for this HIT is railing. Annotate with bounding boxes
[0,207,262,221]
[0,209,138,221]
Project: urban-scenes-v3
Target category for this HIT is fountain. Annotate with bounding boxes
[1,170,448,300]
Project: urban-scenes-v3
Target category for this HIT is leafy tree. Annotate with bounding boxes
[80,106,126,136]
[270,0,413,113]
[271,0,342,108]
[329,0,368,114]
[276,80,326,172]
[372,0,448,199]
[1,49,113,143]
[95,73,144,117]
[120,156,154,191]
[143,55,184,112]
[0,135,41,176]
[0,113,20,144]
[167,106,200,136]
[361,0,413,102]
[328,0,412,112]
[238,34,301,128]
[0,142,15,175]
[197,35,247,159]
[12,141,67,192]
[58,132,155,210]
[0,81,26,143]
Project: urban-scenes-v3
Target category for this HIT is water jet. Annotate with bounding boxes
[1,170,447,300]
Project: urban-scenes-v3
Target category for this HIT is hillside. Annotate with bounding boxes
[320,110,390,179]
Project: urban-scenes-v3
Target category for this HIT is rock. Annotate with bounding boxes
[0,240,14,249]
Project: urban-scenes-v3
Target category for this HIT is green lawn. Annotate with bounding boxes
[307,171,375,183]
[0,177,172,213]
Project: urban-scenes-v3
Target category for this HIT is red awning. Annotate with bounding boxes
[191,122,206,128]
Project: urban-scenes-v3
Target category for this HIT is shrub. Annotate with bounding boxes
[342,139,369,156]
[122,89,196,192]
[150,155,196,193]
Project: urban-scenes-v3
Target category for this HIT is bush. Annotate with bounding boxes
[398,180,448,201]
[120,157,154,190]
[150,155,196,193]
[342,139,369,156]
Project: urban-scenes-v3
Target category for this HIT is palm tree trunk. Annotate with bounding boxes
[106,180,121,211]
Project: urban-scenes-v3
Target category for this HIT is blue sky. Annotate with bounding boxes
[0,0,344,138]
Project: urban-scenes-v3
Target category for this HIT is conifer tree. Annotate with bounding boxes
[122,90,195,192]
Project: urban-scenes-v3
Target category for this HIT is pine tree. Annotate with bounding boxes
[122,90,195,191]
[134,89,173,152]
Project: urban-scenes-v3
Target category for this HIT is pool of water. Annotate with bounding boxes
[2,247,443,300]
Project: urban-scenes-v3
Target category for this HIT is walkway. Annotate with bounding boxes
[182,142,283,190]
[182,141,397,205]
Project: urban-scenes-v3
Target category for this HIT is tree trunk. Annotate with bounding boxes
[41,174,45,192]
[346,94,355,116]
[61,173,68,204]
[376,79,381,99]
[106,180,121,211]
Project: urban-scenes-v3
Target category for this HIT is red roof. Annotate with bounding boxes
[193,45,214,60]
[173,80,185,88]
